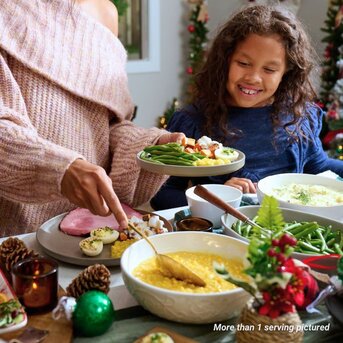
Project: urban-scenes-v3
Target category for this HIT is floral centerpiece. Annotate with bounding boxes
[215,196,317,343]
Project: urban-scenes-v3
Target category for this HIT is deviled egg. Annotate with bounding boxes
[79,237,103,256]
[214,147,239,161]
[90,227,119,244]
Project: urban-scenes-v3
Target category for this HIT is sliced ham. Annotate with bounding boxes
[59,204,143,236]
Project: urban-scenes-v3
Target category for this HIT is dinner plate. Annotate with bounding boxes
[0,269,27,334]
[36,211,173,267]
[136,150,245,177]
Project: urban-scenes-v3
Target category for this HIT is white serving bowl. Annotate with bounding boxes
[186,184,242,227]
[221,205,343,261]
[257,173,343,222]
[121,232,250,324]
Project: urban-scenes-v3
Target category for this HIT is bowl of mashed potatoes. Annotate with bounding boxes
[257,173,343,222]
[121,232,250,324]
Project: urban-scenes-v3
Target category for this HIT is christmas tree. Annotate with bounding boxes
[185,0,209,101]
[320,0,343,159]
[159,0,209,127]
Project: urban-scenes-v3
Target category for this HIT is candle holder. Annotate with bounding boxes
[11,257,58,314]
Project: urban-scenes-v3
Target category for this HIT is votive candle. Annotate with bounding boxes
[11,257,58,314]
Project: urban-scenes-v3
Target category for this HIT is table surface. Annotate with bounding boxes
[1,206,342,343]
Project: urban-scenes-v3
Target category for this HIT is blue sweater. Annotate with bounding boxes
[150,104,343,210]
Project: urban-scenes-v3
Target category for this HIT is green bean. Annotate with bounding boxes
[326,237,336,247]
[298,241,321,253]
[234,221,242,235]
[308,239,322,246]
[323,227,332,240]
[285,222,303,231]
[316,230,328,251]
[294,223,319,239]
[144,143,183,152]
[288,222,315,236]
[333,243,343,255]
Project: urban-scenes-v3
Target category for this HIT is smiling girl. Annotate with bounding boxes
[151,4,343,211]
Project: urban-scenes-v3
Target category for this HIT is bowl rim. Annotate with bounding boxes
[257,173,343,209]
[121,231,248,297]
[185,183,243,203]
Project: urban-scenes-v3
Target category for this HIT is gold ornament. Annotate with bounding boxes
[197,3,208,22]
[188,0,203,4]
[336,6,343,28]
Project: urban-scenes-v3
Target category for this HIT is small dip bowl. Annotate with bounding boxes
[176,217,213,232]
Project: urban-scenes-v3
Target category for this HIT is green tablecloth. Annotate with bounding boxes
[74,304,342,343]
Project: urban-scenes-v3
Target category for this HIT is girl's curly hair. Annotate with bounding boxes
[192,5,319,143]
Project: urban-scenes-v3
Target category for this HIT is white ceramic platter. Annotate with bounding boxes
[136,150,245,177]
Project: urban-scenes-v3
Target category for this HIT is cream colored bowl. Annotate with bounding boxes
[186,184,242,227]
[121,232,250,324]
[257,173,343,222]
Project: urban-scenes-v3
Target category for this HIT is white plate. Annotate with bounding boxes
[36,211,173,267]
[136,150,245,177]
[0,269,27,334]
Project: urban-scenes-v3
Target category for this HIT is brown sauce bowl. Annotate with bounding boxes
[176,217,213,232]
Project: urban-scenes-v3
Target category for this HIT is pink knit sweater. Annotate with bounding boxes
[0,0,168,236]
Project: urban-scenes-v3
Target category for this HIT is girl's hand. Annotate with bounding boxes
[224,177,256,194]
[61,159,128,228]
[157,132,186,145]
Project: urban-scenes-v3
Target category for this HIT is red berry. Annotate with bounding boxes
[272,239,279,247]
[267,248,276,257]
[280,234,297,247]
[276,253,286,263]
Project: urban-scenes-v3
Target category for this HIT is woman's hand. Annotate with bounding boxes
[157,132,186,145]
[224,177,256,194]
[61,159,128,228]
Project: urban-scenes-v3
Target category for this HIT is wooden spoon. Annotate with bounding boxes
[194,185,263,229]
[128,224,206,287]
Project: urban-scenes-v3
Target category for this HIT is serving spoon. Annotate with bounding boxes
[193,185,263,230]
[128,224,206,287]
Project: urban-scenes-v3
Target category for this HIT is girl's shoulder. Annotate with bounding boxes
[167,103,204,131]
[304,102,324,125]
[168,104,202,127]
[298,102,324,136]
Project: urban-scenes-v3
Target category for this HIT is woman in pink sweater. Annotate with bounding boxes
[0,0,183,236]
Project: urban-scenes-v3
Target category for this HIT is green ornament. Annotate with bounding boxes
[73,290,115,337]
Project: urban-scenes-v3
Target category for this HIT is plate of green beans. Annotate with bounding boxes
[137,144,245,177]
[221,206,343,260]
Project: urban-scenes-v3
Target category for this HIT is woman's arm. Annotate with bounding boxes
[108,120,184,208]
[0,51,84,203]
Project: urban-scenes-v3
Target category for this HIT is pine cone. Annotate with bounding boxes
[0,237,26,264]
[66,264,111,299]
[5,247,39,273]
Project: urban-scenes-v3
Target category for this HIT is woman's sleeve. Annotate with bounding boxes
[0,52,84,203]
[108,120,170,207]
[303,105,343,177]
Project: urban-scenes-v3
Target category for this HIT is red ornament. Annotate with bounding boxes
[295,269,319,310]
[188,24,195,33]
[186,66,193,75]
[316,101,324,109]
